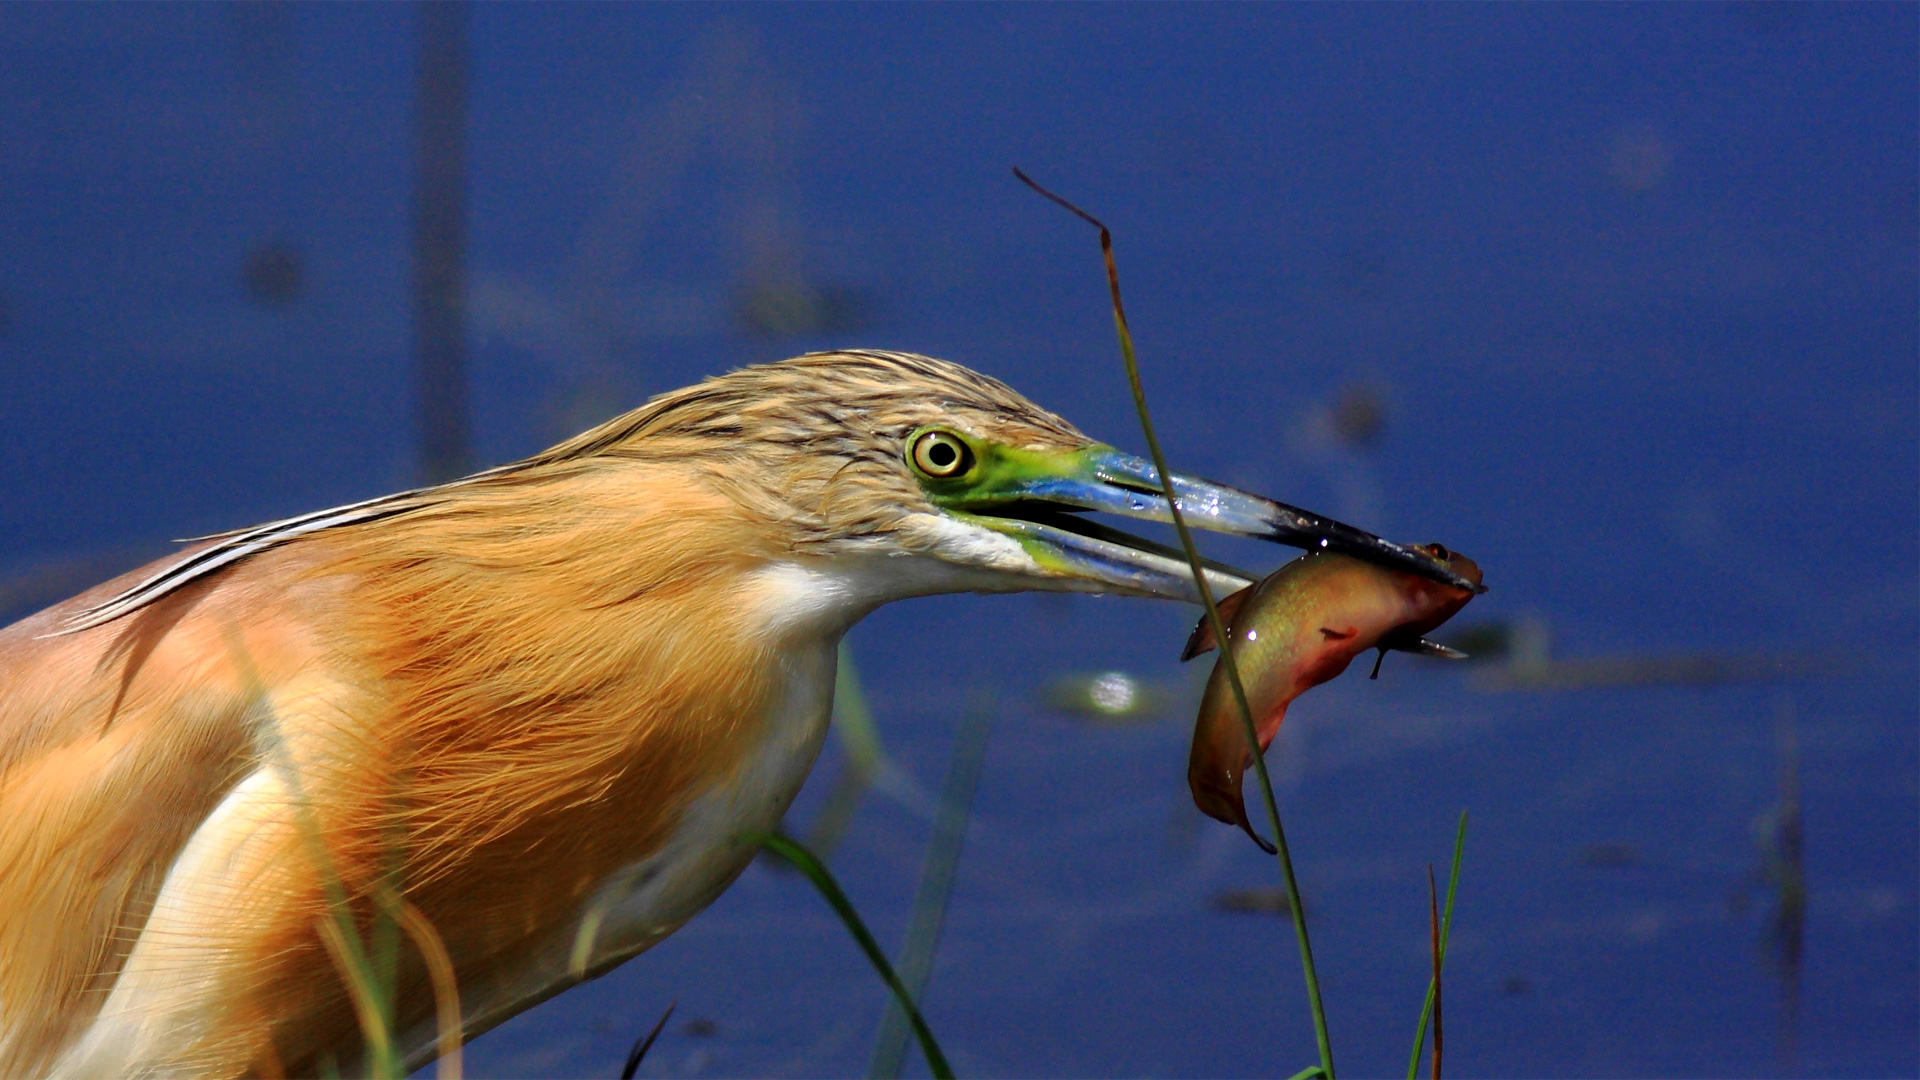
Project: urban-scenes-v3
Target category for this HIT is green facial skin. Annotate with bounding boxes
[909,431,1098,508]
[913,435,1096,574]
[1185,547,1483,848]
[919,437,1206,587]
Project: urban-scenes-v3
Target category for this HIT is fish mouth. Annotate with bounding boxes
[945,444,1483,601]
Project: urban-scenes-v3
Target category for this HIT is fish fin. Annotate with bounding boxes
[1239,817,1278,855]
[1374,632,1470,679]
[1396,637,1470,660]
[1181,585,1252,662]
[1319,626,1356,641]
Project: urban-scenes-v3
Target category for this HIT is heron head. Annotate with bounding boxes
[579,350,1475,604]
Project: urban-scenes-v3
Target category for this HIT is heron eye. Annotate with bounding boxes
[910,430,973,478]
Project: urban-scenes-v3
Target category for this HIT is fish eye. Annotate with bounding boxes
[1428,543,1451,560]
[910,430,974,479]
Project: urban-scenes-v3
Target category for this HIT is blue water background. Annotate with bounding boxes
[0,5,1912,1076]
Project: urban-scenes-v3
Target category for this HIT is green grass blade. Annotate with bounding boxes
[368,812,406,1037]
[868,693,994,1079]
[799,766,873,863]
[742,831,955,1080]
[833,644,887,781]
[1407,811,1469,1080]
[1287,1066,1329,1080]
[1013,166,1335,1079]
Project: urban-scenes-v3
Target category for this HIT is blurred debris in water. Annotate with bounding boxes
[1732,697,1805,1072]
[1438,619,1523,664]
[1577,843,1638,869]
[1479,649,1841,693]
[1211,887,1302,921]
[1500,975,1532,997]
[241,239,305,308]
[683,1018,717,1038]
[1287,384,1389,525]
[1438,615,1847,692]
[1041,671,1174,724]
[734,278,868,339]
[1328,383,1387,450]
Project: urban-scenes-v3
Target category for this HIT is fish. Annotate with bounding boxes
[1182,544,1483,850]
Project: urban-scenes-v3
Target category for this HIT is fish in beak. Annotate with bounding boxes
[1178,545,1483,851]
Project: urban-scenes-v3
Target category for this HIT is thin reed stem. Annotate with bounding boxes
[315,917,397,1077]
[387,893,464,1079]
[1013,167,1335,1079]
[621,1001,677,1080]
[1427,864,1442,1080]
[1407,812,1468,1080]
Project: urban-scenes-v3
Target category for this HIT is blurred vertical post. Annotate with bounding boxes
[412,1,471,484]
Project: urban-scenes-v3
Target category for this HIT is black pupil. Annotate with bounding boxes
[928,441,957,468]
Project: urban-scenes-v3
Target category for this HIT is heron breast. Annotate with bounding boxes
[456,560,872,1042]
[565,561,873,953]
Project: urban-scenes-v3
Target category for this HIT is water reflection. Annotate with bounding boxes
[1438,615,1846,693]
[1733,698,1805,1073]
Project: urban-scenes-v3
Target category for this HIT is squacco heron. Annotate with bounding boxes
[0,350,1469,1076]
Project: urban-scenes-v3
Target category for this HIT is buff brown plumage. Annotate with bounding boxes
[0,350,1461,1077]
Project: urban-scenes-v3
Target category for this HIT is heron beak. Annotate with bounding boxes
[939,443,1483,601]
